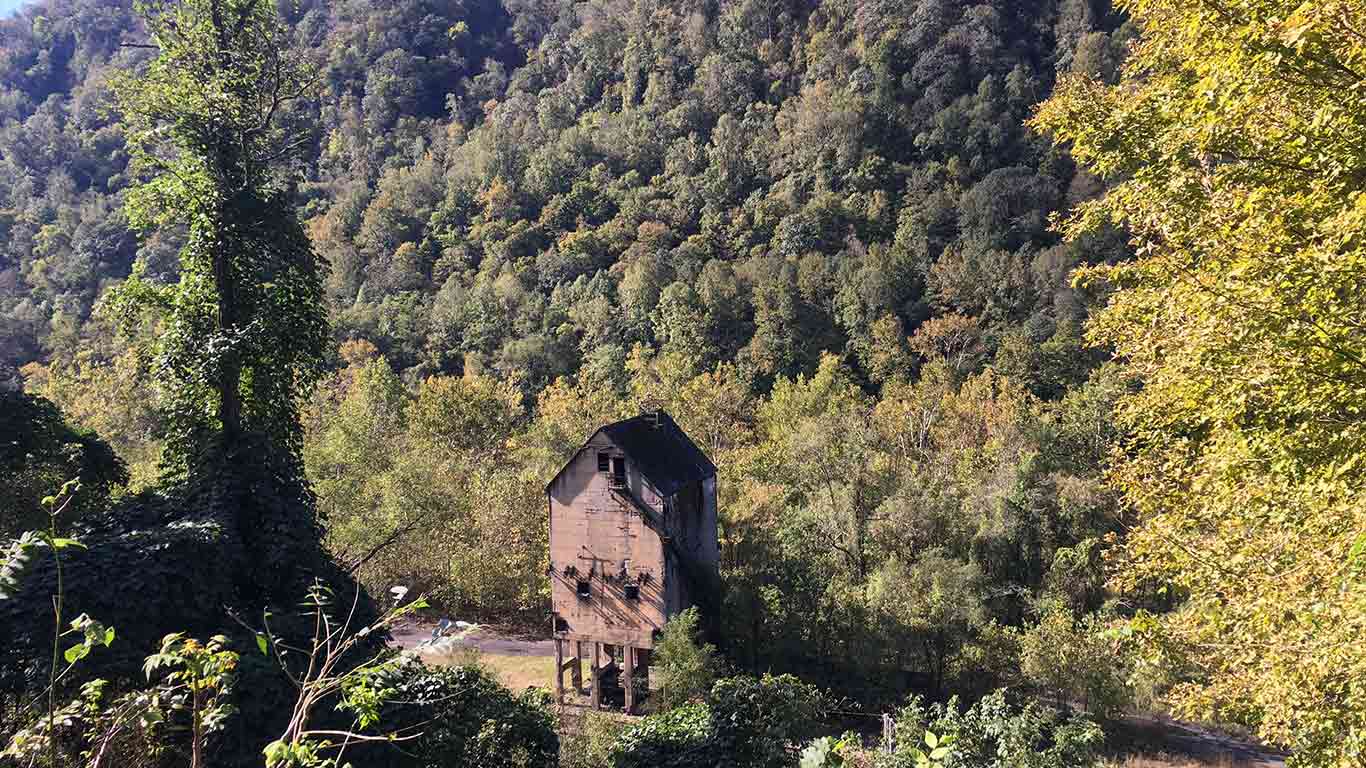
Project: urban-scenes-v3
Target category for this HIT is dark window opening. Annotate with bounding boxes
[576,579,591,599]
[624,583,640,601]
[611,456,626,487]
[554,616,569,632]
[597,452,610,472]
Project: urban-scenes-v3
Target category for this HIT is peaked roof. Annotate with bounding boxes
[550,411,717,497]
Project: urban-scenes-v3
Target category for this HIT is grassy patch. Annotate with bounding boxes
[408,642,556,691]
[479,653,556,692]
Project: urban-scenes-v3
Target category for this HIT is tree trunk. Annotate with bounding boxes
[192,687,203,768]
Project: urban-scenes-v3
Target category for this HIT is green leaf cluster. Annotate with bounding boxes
[883,689,1101,768]
[1034,0,1366,761]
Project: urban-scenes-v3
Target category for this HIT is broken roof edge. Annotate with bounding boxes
[544,410,717,497]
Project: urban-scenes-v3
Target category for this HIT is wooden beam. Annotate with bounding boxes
[591,642,602,710]
[623,646,635,714]
[571,641,583,691]
[554,639,564,704]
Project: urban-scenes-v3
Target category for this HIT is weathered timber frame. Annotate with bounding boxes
[545,412,718,713]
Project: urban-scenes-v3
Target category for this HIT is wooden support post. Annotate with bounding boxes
[623,646,635,714]
[554,639,564,704]
[590,642,602,710]
[571,641,583,691]
[637,648,650,697]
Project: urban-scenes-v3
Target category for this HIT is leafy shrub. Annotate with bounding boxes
[611,673,829,768]
[610,702,714,768]
[708,674,829,768]
[5,634,248,768]
[0,489,381,768]
[0,497,242,704]
[0,391,127,540]
[799,734,862,768]
[881,689,1103,768]
[652,607,719,711]
[558,710,628,768]
[355,659,558,768]
[1019,601,1131,719]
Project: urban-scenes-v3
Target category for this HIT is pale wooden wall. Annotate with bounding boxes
[548,433,668,648]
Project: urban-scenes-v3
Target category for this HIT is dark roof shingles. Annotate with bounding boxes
[598,412,716,496]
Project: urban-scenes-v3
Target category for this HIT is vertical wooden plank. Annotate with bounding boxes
[591,642,602,710]
[571,641,583,690]
[554,639,564,705]
[623,646,635,714]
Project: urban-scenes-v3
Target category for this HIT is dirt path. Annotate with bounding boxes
[1113,713,1287,767]
[390,620,555,657]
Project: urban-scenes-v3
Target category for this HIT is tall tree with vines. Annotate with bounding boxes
[108,0,328,592]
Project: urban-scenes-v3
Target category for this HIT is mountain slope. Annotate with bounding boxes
[1,0,1130,396]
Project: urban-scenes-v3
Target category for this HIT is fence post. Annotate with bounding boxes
[882,712,895,754]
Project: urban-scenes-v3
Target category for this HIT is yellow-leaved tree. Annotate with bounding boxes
[1033,0,1366,764]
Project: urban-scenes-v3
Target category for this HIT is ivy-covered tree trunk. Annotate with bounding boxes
[213,224,242,449]
[0,7,380,764]
[87,0,339,613]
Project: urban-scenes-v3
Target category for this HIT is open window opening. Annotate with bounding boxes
[554,616,569,632]
[611,456,626,488]
[576,579,591,600]
[624,583,640,601]
[597,452,610,472]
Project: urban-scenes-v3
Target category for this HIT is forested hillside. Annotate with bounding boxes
[2,0,1143,691]
[16,0,1362,765]
[3,0,1130,388]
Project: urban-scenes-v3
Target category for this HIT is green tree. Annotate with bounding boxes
[0,391,127,540]
[1035,0,1366,761]
[305,352,410,576]
[0,7,358,749]
[102,0,330,594]
[1018,601,1130,719]
[868,553,988,697]
[653,607,719,711]
[107,0,327,488]
[22,348,164,489]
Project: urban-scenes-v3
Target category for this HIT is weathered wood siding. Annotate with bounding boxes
[660,476,720,615]
[548,433,668,648]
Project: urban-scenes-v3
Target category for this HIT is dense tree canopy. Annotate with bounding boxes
[2,0,1133,393]
[1035,0,1366,763]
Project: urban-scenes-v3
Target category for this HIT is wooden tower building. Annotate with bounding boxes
[545,410,718,713]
